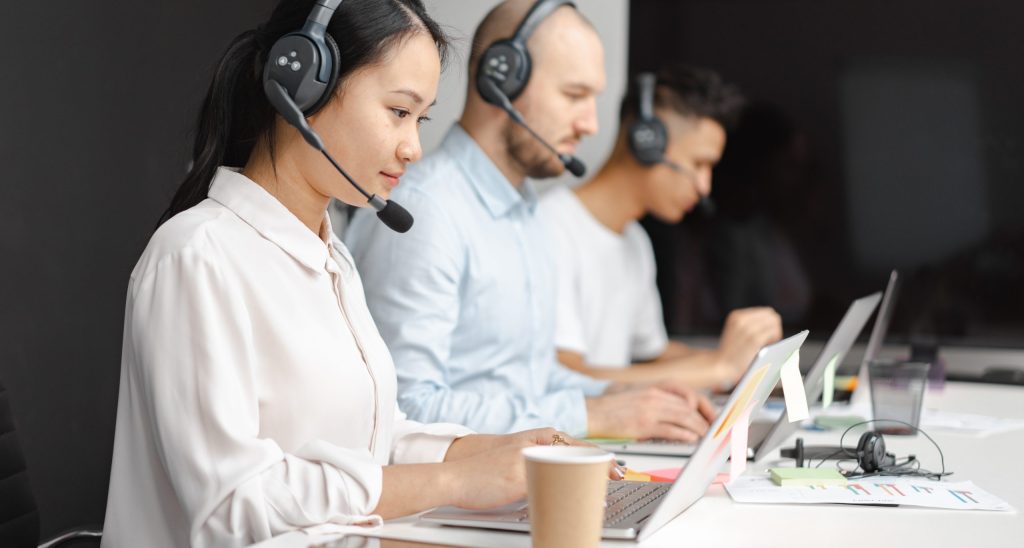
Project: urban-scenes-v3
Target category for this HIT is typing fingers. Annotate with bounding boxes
[650,422,700,443]
[651,391,710,436]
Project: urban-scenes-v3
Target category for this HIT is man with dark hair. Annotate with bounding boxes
[540,65,783,388]
[347,2,715,443]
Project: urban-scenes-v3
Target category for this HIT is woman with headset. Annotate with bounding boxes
[102,1,607,546]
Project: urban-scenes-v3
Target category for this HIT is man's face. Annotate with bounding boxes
[644,114,726,223]
[504,10,606,179]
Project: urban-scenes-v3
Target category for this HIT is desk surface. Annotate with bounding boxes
[260,382,1024,548]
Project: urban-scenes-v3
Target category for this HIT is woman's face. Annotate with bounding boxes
[303,32,440,206]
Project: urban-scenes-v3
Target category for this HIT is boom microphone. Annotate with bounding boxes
[264,79,414,233]
[661,159,716,216]
[479,78,587,177]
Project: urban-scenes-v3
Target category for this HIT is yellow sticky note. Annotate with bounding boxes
[714,364,768,438]
[623,469,652,482]
[822,355,839,409]
[780,350,809,422]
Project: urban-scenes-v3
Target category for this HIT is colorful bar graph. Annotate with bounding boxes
[912,485,934,494]
[846,483,870,495]
[874,483,905,496]
[949,490,979,503]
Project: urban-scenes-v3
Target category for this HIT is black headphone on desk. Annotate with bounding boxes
[474,0,587,177]
[854,431,896,473]
[790,419,950,479]
[260,0,413,233]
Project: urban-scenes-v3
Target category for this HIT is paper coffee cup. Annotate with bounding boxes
[522,446,612,548]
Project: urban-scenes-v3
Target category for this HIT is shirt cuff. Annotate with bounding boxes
[391,426,475,465]
[573,374,611,398]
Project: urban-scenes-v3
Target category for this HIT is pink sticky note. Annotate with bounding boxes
[729,407,752,482]
[645,468,682,482]
[640,467,730,485]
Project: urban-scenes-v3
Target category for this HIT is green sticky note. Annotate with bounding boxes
[814,415,867,430]
[770,467,848,486]
[584,437,636,444]
[822,355,838,409]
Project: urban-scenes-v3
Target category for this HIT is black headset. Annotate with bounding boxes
[838,420,949,479]
[473,0,586,177]
[627,71,715,215]
[262,0,342,116]
[259,0,413,233]
[627,72,669,166]
[854,431,896,473]
[475,0,576,105]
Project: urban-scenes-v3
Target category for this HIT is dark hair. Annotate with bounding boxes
[160,0,449,225]
[619,65,745,132]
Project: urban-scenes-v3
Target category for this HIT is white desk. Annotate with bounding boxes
[260,382,1024,547]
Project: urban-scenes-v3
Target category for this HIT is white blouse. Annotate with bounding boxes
[102,168,472,547]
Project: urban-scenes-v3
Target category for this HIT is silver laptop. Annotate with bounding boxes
[596,292,883,459]
[422,331,808,542]
[751,291,881,460]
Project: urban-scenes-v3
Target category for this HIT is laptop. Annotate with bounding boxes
[596,292,883,459]
[751,291,881,461]
[422,331,808,542]
[850,269,900,406]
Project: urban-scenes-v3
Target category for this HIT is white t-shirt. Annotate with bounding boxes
[103,168,471,547]
[539,185,669,368]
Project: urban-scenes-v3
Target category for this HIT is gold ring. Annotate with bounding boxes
[551,433,570,446]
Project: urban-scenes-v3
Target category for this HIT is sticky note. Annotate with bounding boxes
[729,407,752,482]
[583,437,636,444]
[640,467,729,484]
[644,468,682,482]
[770,467,848,486]
[813,415,866,430]
[714,365,768,438]
[822,355,839,409]
[780,350,809,422]
[623,469,652,482]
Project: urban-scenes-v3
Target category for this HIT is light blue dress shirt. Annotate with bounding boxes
[346,124,609,436]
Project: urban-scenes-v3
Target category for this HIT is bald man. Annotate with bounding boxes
[346,0,714,442]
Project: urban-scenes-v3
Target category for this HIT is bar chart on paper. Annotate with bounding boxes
[725,475,1012,511]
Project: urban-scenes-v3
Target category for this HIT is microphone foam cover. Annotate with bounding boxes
[698,196,717,217]
[563,155,587,178]
[377,200,414,233]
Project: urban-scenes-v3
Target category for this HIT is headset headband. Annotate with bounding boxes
[307,0,343,28]
[299,0,344,83]
[637,72,656,121]
[511,0,576,45]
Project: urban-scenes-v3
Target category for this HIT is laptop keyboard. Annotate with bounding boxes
[507,481,670,526]
[604,481,670,524]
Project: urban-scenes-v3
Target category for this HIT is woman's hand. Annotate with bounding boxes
[443,428,622,509]
[445,428,590,461]
[446,442,532,509]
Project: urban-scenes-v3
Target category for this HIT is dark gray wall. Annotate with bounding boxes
[0,0,276,537]
[631,0,1024,347]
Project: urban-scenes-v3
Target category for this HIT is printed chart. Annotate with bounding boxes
[725,475,1012,511]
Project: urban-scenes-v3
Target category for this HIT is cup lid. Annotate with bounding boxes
[522,445,614,464]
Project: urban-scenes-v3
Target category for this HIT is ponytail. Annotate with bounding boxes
[158,29,273,225]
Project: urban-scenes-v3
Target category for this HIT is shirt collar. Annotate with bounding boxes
[208,167,332,272]
[443,124,539,218]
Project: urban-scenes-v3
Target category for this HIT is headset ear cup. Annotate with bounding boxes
[628,118,668,166]
[304,32,341,117]
[856,432,887,473]
[476,40,532,105]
